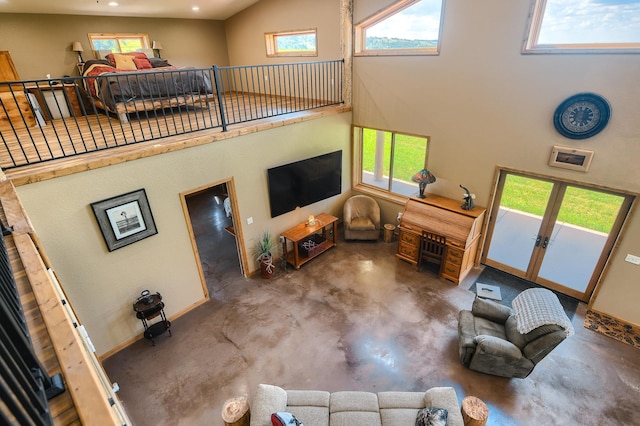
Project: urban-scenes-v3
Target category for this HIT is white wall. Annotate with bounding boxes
[225,0,342,65]
[16,113,352,356]
[351,0,640,324]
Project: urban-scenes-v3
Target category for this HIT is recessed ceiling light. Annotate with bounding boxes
[192,6,200,12]
[108,1,118,6]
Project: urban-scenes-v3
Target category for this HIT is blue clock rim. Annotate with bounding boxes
[553,92,611,140]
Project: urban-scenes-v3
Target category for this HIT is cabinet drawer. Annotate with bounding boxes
[398,241,419,259]
[445,247,464,265]
[399,229,420,245]
[442,261,461,278]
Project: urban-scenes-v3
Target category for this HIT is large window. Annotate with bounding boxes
[88,33,150,54]
[523,0,640,53]
[265,29,317,57]
[354,0,445,56]
[353,126,429,199]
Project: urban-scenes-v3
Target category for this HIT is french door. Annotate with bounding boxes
[482,170,633,302]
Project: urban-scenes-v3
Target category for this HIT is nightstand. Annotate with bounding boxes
[25,83,84,122]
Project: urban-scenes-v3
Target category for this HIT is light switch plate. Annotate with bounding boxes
[625,254,640,265]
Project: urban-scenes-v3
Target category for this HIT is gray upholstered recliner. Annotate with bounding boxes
[343,195,380,241]
[458,288,574,379]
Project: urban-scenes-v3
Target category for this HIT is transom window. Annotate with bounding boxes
[355,0,445,56]
[265,29,318,57]
[353,125,429,200]
[88,33,150,54]
[523,0,640,53]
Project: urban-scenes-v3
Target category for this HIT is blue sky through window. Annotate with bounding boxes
[539,0,640,44]
[366,0,443,41]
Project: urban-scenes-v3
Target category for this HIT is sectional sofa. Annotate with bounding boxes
[249,384,464,426]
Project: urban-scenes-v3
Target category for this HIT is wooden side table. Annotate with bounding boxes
[281,213,338,269]
[461,396,488,426]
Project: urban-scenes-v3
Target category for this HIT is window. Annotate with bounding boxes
[523,0,640,53]
[353,126,429,200]
[265,29,317,57]
[354,0,445,56]
[88,33,150,54]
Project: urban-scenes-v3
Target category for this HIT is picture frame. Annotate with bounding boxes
[91,189,158,252]
[548,146,594,172]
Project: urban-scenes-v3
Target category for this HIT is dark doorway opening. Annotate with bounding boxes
[184,183,241,298]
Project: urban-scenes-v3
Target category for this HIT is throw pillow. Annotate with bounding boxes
[271,412,302,426]
[113,54,137,71]
[415,407,448,426]
[133,57,153,69]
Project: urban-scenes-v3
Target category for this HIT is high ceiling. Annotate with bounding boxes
[0,0,261,20]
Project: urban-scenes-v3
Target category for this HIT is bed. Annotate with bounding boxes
[81,52,215,123]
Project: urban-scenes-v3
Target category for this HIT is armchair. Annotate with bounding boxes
[343,195,380,241]
[458,288,573,378]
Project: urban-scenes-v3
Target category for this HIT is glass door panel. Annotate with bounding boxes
[485,174,553,273]
[537,187,625,293]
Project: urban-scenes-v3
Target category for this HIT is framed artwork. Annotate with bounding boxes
[548,146,594,172]
[91,189,157,251]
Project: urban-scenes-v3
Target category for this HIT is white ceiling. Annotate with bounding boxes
[0,0,260,20]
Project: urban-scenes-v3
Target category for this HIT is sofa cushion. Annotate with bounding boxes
[330,391,381,426]
[288,406,329,426]
[473,317,507,340]
[472,296,513,323]
[330,411,382,426]
[350,216,376,230]
[378,391,425,426]
[286,390,330,426]
[378,391,425,409]
[424,387,464,426]
[251,384,288,426]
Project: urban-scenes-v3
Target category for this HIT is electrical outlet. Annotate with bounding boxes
[279,236,285,243]
[247,217,253,225]
[625,254,640,265]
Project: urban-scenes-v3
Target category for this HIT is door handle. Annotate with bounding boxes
[542,236,549,249]
[535,235,542,247]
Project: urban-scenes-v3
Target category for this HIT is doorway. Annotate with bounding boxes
[482,170,633,302]
[181,180,246,299]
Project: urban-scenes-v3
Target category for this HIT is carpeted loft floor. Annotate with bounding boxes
[102,198,640,426]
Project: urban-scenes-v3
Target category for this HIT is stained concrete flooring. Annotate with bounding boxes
[102,193,640,426]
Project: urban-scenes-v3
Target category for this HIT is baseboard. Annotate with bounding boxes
[99,296,209,360]
[584,309,640,350]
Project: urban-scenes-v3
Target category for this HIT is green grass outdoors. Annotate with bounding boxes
[362,130,621,233]
[362,129,427,183]
[502,175,623,233]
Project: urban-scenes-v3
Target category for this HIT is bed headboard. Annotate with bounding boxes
[136,48,155,58]
[94,50,112,60]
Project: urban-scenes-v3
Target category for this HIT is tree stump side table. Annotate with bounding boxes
[461,396,488,426]
[221,396,250,426]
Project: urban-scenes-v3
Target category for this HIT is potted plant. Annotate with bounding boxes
[252,230,276,279]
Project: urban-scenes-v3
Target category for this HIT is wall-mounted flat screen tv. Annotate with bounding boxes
[267,150,342,218]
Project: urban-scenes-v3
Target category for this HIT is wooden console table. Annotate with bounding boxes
[397,195,485,284]
[281,213,338,269]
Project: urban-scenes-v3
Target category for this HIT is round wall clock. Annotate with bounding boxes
[553,93,611,140]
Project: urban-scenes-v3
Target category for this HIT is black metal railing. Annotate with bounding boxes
[0,60,344,169]
[0,222,65,425]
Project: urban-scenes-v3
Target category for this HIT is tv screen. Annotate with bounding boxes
[267,150,342,218]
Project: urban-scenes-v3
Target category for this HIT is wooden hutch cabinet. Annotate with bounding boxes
[397,195,486,284]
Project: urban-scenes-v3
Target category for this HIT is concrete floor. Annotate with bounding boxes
[102,194,640,426]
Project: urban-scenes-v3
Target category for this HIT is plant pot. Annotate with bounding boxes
[259,254,275,279]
